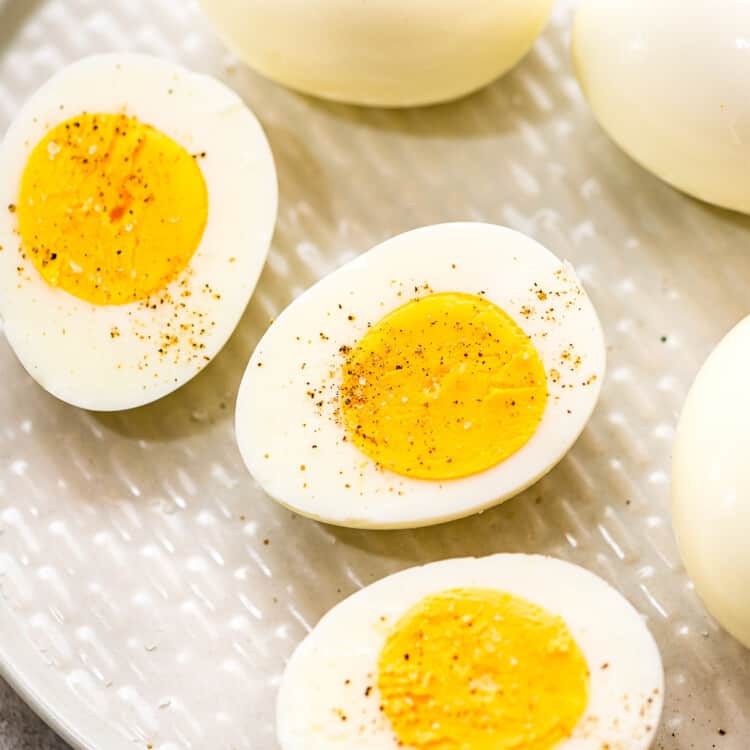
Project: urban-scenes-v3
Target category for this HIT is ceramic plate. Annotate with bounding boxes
[1,1,749,748]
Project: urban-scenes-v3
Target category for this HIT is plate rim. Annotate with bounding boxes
[0,600,132,750]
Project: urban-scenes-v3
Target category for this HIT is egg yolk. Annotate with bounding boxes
[378,588,589,750]
[16,112,208,305]
[340,292,547,480]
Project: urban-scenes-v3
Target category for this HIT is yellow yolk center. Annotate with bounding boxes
[340,292,547,480]
[16,112,208,305]
[378,588,589,750]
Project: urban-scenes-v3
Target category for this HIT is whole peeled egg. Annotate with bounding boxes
[0,54,277,410]
[573,0,750,214]
[200,0,555,106]
[672,316,750,648]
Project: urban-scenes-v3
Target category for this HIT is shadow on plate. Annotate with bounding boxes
[297,25,575,141]
[316,452,590,567]
[0,0,45,49]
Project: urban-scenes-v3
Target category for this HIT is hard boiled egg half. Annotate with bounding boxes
[0,54,277,410]
[236,224,605,528]
[573,0,750,214]
[278,554,664,750]
[201,0,555,107]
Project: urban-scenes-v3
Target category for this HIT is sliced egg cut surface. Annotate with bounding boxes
[0,54,277,410]
[236,223,605,529]
[17,112,208,305]
[277,554,664,750]
[377,587,589,750]
[339,291,548,481]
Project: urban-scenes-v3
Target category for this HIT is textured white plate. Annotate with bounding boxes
[1,1,749,749]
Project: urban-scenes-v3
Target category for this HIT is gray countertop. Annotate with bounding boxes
[1,678,70,750]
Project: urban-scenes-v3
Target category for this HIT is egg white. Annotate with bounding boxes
[0,53,277,410]
[277,554,664,750]
[236,223,605,529]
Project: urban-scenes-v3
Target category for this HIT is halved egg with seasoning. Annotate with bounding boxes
[236,223,605,528]
[0,54,277,410]
[277,554,664,750]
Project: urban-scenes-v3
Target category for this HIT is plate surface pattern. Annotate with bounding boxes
[0,1,749,748]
